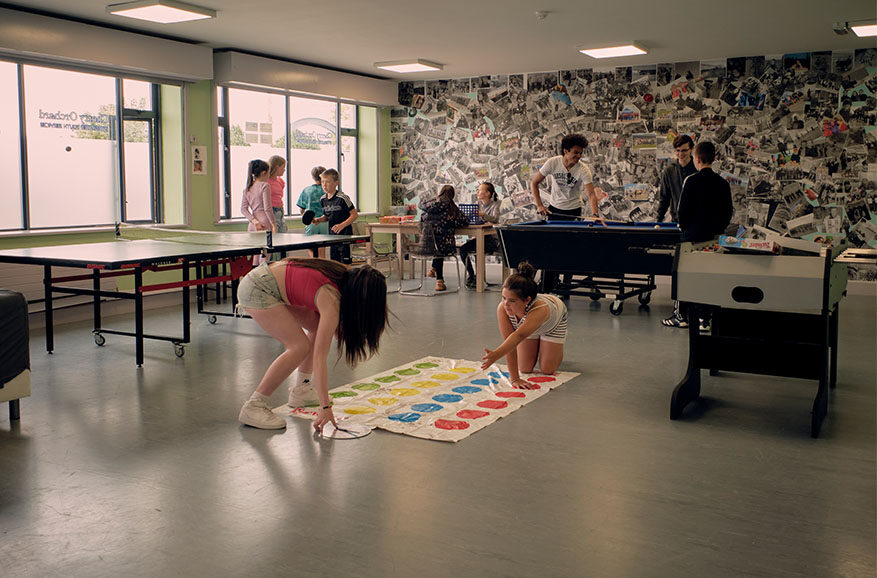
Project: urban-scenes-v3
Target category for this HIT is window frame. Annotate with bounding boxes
[1,58,170,231]
[216,85,364,221]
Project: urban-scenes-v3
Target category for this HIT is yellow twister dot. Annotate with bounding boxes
[368,397,399,406]
[410,381,441,388]
[431,373,460,380]
[390,388,421,396]
[344,406,377,415]
[449,367,477,374]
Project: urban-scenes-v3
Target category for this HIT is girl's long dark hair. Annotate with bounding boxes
[283,258,388,367]
[246,159,269,190]
[438,184,463,220]
[503,261,539,302]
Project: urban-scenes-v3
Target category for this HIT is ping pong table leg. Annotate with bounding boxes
[182,259,191,344]
[44,264,54,354]
[93,269,102,335]
[135,267,144,367]
[195,260,204,314]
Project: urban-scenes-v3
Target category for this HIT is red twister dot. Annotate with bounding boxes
[477,400,509,410]
[496,391,526,398]
[434,419,470,430]
[457,409,490,419]
[527,376,555,383]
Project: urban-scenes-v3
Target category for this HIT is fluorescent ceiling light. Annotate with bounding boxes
[850,23,877,37]
[374,59,443,73]
[579,43,648,59]
[107,1,216,24]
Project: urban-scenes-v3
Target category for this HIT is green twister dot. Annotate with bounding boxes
[352,383,381,391]
[330,391,358,398]
[395,368,420,376]
[414,362,439,369]
[375,375,402,383]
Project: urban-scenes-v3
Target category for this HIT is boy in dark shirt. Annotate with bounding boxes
[663,140,733,328]
[313,169,358,264]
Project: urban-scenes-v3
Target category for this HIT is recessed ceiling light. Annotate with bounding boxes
[850,23,877,37]
[374,59,443,74]
[579,43,648,59]
[107,0,216,24]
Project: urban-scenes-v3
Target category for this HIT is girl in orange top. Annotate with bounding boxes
[267,155,288,233]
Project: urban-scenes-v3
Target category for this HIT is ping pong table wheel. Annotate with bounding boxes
[638,291,652,305]
[609,300,624,316]
[208,315,217,324]
[174,344,185,358]
[589,292,602,302]
[94,333,106,346]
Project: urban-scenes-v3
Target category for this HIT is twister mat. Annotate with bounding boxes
[276,356,580,442]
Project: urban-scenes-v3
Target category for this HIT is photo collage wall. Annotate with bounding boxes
[392,48,877,280]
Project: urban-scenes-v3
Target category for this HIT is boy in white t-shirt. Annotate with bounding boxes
[530,134,601,221]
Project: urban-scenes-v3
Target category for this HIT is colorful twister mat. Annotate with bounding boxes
[277,356,580,442]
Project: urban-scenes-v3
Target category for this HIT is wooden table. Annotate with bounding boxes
[366,222,503,293]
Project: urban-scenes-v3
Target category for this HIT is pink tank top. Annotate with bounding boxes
[268,177,285,208]
[284,264,339,312]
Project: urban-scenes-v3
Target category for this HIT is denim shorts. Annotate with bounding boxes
[236,262,285,311]
[272,207,288,232]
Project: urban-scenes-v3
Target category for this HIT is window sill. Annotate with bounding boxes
[0,225,117,239]
[0,224,193,240]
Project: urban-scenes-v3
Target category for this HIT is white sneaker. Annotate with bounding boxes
[288,381,318,408]
[239,398,286,429]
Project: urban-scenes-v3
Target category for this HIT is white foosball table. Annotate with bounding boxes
[670,241,851,437]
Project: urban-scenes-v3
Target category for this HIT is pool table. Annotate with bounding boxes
[496,220,681,314]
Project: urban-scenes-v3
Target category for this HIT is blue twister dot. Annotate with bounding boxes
[489,371,510,379]
[471,379,490,386]
[388,412,421,423]
[432,394,463,403]
[411,403,443,413]
[452,386,482,394]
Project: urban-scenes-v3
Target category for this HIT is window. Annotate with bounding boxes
[24,66,117,228]
[217,87,369,220]
[122,79,159,222]
[0,62,22,230]
[225,88,285,220]
[289,97,337,212]
[339,103,357,203]
[0,59,177,231]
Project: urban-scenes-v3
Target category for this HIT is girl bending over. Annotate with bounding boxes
[237,258,388,432]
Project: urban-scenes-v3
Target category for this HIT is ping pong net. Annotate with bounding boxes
[114,224,228,244]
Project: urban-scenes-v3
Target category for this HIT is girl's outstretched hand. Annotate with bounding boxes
[313,407,337,434]
[511,377,538,390]
[481,348,499,370]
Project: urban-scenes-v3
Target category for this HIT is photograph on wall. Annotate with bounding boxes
[191,145,206,175]
[674,61,700,80]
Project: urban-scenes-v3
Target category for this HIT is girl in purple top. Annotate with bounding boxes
[241,159,276,234]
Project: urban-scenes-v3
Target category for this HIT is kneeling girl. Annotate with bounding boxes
[481,262,567,388]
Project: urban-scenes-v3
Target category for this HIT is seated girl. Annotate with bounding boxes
[458,181,502,289]
[419,185,469,291]
[480,262,568,388]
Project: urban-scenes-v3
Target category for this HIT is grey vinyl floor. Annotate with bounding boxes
[1,280,875,577]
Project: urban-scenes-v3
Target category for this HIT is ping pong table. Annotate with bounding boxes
[0,231,366,366]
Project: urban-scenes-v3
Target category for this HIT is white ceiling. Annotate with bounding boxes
[5,0,876,80]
